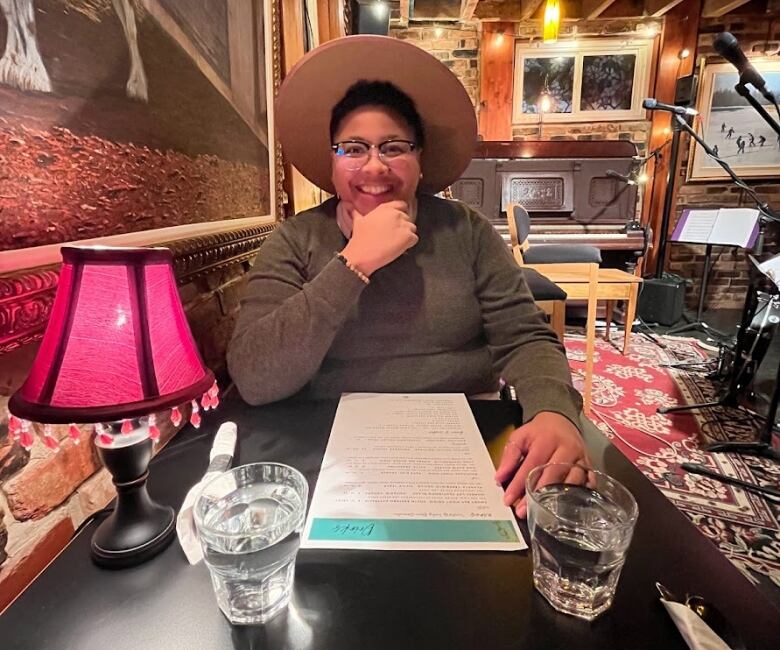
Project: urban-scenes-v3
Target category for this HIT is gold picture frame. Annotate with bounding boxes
[688,59,780,181]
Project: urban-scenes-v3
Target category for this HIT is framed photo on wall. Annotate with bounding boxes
[0,0,279,264]
[512,38,653,124]
[688,60,780,181]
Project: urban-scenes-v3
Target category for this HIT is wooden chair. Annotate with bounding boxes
[506,204,601,414]
[506,205,566,342]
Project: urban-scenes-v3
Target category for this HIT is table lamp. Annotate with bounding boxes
[7,246,218,568]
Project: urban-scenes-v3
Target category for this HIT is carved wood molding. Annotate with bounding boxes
[0,270,60,355]
[0,223,277,356]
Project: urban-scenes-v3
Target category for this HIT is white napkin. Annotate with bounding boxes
[661,599,732,650]
[176,421,238,564]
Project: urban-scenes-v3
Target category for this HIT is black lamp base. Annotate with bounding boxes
[92,430,176,569]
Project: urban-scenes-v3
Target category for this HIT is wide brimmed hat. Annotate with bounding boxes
[275,35,477,195]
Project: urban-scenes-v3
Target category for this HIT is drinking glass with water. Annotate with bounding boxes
[194,462,308,625]
[526,462,638,621]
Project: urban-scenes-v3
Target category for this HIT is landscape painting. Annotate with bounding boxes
[0,0,274,252]
[689,61,780,181]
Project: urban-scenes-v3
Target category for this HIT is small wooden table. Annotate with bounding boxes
[524,264,643,414]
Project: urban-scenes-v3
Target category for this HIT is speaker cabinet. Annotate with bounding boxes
[638,275,686,326]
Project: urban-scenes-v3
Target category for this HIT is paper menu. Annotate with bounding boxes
[301,393,526,551]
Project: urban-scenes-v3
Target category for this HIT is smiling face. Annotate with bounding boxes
[330,106,422,215]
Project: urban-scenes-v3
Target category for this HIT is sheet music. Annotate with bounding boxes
[301,393,525,551]
[708,209,759,248]
[673,208,759,247]
[674,210,718,244]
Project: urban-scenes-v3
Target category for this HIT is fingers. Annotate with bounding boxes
[495,436,526,484]
[502,442,550,508]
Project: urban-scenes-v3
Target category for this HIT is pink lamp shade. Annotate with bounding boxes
[9,246,214,426]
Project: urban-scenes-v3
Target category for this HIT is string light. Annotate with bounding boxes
[540,93,552,113]
[543,0,561,44]
[435,26,443,38]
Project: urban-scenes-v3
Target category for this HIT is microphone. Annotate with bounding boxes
[713,32,774,102]
[606,169,636,185]
[642,98,697,116]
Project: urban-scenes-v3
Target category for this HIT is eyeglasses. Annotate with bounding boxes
[331,139,418,170]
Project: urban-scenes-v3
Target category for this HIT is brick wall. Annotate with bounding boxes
[390,22,480,107]
[0,261,250,611]
[671,14,780,309]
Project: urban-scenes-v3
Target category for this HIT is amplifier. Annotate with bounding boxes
[638,275,686,326]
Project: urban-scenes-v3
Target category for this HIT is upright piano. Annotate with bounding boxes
[450,141,650,271]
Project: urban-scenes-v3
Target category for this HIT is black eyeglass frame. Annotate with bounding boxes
[330,139,418,159]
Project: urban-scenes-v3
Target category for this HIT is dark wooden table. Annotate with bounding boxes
[1,392,777,649]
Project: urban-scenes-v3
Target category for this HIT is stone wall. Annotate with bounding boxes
[390,22,480,107]
[0,254,255,612]
[671,13,780,309]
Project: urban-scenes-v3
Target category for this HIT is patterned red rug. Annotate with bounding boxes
[564,331,780,602]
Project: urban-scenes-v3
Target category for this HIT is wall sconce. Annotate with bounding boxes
[435,26,443,38]
[494,32,506,47]
[678,48,690,60]
[637,172,649,184]
[543,0,560,44]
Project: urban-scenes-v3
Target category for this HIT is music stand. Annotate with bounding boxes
[667,208,760,339]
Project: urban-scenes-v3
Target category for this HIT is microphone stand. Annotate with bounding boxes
[672,112,780,252]
[733,81,780,139]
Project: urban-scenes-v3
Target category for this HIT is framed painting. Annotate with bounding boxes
[0,0,280,265]
[688,60,780,181]
[512,37,653,124]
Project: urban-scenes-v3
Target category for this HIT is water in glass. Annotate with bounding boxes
[526,466,637,621]
[196,464,307,625]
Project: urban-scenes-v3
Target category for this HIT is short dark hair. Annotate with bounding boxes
[329,81,425,148]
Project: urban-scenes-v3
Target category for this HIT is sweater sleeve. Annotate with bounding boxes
[468,205,584,429]
[227,220,367,405]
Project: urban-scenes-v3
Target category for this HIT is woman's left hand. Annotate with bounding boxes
[494,411,591,519]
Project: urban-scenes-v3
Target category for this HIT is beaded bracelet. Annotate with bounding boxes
[334,252,370,284]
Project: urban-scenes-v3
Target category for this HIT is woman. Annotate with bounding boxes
[227,36,589,517]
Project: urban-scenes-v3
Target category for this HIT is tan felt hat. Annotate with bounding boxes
[275,35,477,195]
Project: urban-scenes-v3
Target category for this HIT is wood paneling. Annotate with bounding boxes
[645,0,686,15]
[479,23,514,142]
[641,0,702,273]
[702,0,752,16]
[583,0,619,17]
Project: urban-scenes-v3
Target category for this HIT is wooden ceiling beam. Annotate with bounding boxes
[521,0,545,19]
[460,0,479,21]
[645,0,686,16]
[701,0,752,16]
[582,0,618,18]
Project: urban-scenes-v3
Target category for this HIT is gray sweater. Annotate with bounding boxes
[227,194,582,427]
